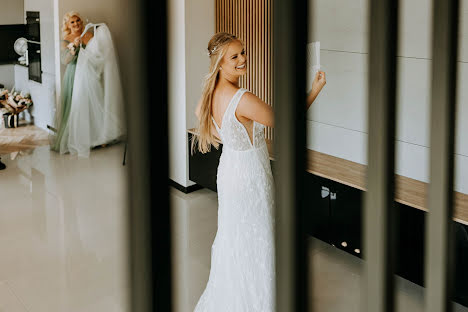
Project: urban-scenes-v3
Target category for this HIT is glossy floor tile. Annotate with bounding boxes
[0,126,49,155]
[0,144,129,312]
[170,186,468,312]
[3,143,466,312]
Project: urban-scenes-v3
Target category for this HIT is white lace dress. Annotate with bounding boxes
[194,88,275,312]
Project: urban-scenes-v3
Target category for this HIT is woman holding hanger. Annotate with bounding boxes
[51,13,125,157]
[51,11,93,153]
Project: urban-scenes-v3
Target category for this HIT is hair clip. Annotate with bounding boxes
[207,46,217,56]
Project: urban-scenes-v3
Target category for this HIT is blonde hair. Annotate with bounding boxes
[61,11,83,39]
[193,32,241,154]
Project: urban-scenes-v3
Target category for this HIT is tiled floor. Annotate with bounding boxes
[2,143,467,312]
[170,187,468,312]
[0,126,49,155]
[0,144,128,312]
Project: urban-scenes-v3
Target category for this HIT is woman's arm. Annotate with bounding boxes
[81,31,94,45]
[236,92,275,128]
[60,40,77,65]
[227,71,327,129]
[306,71,326,110]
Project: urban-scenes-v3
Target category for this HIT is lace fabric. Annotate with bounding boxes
[195,88,275,311]
[211,89,266,151]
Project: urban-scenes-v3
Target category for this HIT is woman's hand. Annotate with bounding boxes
[307,71,326,109]
[73,37,81,47]
[312,70,326,92]
[67,42,76,55]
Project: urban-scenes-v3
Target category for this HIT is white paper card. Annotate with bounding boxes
[307,41,321,92]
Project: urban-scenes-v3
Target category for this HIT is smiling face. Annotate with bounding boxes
[220,40,247,78]
[68,15,83,34]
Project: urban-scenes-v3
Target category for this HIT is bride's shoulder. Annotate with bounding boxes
[237,90,268,113]
[239,89,257,102]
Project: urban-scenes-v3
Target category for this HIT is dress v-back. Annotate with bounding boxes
[194,88,275,312]
[211,88,265,150]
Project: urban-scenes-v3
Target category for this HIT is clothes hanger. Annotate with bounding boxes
[80,22,105,38]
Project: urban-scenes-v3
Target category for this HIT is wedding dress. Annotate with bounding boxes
[194,88,275,312]
[66,23,125,157]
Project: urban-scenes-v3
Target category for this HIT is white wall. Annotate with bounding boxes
[0,0,57,130]
[0,0,23,92]
[168,0,188,188]
[168,0,214,188]
[53,0,126,129]
[14,65,55,129]
[308,0,468,194]
[57,0,126,73]
[0,64,15,89]
[185,0,215,131]
[0,0,24,24]
[14,0,57,130]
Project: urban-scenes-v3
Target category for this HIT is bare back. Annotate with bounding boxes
[212,85,254,142]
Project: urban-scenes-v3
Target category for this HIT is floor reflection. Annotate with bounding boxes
[170,187,468,312]
[0,144,128,312]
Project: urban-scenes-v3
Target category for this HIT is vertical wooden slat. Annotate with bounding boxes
[216,0,273,140]
[269,0,273,140]
[260,0,263,102]
[249,0,252,93]
[250,0,252,94]
[254,0,257,96]
[253,0,256,96]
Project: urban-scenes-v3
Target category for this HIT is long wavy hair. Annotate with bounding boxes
[193,32,241,154]
[61,11,84,39]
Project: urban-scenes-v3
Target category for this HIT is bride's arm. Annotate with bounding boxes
[236,92,275,127]
[306,71,326,109]
[238,72,326,128]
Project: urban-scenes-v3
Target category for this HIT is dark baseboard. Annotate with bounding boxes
[169,179,203,194]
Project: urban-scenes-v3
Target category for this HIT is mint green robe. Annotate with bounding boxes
[50,40,86,153]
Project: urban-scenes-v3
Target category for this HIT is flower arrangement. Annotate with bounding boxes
[0,88,33,128]
[67,42,76,53]
[0,88,33,115]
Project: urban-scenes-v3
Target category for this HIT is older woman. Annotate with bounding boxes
[50,11,93,153]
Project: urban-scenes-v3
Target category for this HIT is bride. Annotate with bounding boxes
[193,32,326,311]
[51,12,125,157]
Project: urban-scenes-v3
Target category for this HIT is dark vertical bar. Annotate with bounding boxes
[425,0,459,311]
[120,0,171,311]
[364,0,399,310]
[273,0,308,311]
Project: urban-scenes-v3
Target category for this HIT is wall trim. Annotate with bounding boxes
[169,179,203,194]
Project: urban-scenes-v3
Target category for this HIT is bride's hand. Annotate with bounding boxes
[312,71,326,92]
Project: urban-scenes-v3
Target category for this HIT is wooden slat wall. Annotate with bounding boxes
[216,0,274,140]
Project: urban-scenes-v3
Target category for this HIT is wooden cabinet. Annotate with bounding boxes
[188,133,222,192]
[303,173,332,243]
[454,222,468,305]
[330,180,363,257]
